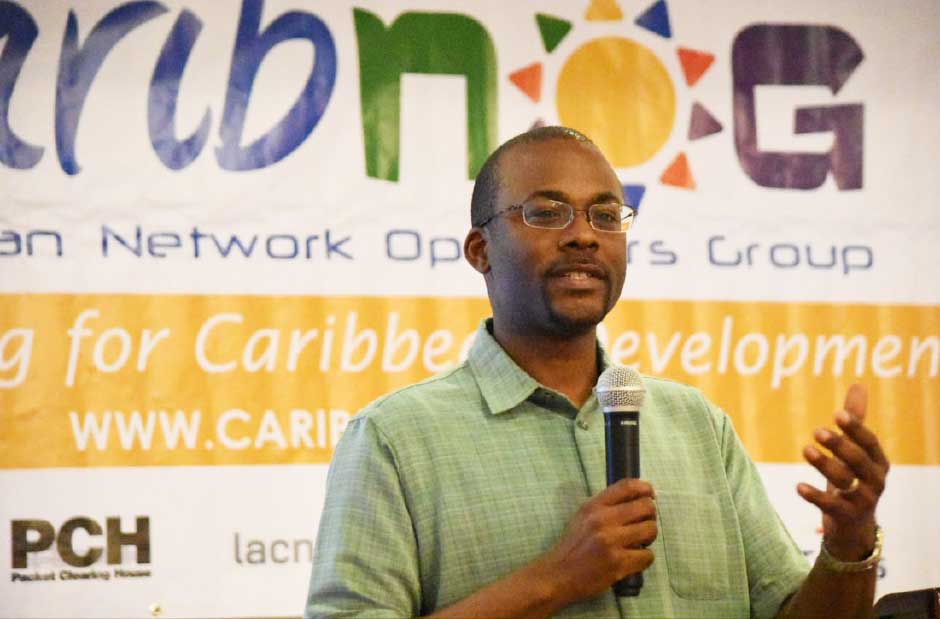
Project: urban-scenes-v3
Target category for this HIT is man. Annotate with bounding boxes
[305,127,889,618]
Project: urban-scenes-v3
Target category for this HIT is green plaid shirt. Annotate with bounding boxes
[305,319,809,618]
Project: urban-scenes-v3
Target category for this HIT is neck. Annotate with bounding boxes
[492,321,600,408]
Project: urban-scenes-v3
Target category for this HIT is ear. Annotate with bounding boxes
[464,227,491,274]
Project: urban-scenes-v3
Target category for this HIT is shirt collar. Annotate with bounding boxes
[467,318,612,416]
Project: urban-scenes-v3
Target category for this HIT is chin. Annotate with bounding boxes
[545,306,607,337]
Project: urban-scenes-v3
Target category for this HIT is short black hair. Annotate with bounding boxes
[470,126,596,227]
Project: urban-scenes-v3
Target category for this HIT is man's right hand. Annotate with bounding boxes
[428,479,657,619]
[535,479,658,606]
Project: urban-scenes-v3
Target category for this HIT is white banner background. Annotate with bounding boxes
[1,1,938,617]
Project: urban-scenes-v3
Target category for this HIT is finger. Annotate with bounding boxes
[815,426,887,491]
[597,479,654,506]
[619,548,655,576]
[843,383,868,422]
[796,483,857,519]
[613,548,655,580]
[608,497,656,526]
[619,519,658,549]
[803,443,856,490]
[835,409,890,469]
[814,428,871,478]
[803,446,881,508]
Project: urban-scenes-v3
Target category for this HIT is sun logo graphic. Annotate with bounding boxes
[507,0,722,211]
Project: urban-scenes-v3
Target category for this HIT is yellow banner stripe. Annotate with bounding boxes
[1,293,937,467]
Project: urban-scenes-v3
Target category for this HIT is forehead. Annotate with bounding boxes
[497,138,622,204]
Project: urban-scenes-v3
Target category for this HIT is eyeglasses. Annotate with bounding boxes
[478,198,636,233]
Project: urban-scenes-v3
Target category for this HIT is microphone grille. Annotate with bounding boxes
[596,366,645,409]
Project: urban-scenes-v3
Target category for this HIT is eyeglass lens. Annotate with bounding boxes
[521,200,633,232]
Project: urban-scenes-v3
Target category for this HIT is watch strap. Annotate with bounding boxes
[817,525,883,573]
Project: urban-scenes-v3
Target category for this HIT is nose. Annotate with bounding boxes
[559,209,599,250]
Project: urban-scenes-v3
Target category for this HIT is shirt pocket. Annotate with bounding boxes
[656,491,734,601]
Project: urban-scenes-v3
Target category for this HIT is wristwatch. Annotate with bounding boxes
[817,525,884,573]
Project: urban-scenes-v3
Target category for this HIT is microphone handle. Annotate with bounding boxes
[604,410,642,597]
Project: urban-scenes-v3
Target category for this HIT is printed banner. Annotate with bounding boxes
[1,0,938,617]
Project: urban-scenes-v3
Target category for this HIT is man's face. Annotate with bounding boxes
[481,138,627,338]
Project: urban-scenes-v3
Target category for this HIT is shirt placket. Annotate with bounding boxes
[573,397,608,497]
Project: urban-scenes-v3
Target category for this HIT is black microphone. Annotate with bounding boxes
[596,366,647,597]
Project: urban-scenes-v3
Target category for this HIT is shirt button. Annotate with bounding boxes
[576,419,589,430]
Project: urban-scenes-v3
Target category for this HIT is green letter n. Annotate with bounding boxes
[354,9,497,181]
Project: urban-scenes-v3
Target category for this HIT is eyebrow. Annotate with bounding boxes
[526,189,623,204]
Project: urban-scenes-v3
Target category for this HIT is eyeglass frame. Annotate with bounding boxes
[476,198,637,233]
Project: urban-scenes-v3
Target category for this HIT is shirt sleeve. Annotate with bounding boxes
[304,414,422,618]
[710,399,811,619]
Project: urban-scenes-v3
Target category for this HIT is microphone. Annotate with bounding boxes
[596,366,647,597]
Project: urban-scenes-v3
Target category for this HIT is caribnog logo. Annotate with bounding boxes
[10,516,152,583]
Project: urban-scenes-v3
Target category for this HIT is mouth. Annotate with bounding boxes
[548,263,607,281]
[546,263,609,294]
